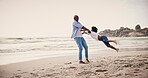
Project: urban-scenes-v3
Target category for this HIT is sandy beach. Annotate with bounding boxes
[0,51,148,78]
[1,0,148,77]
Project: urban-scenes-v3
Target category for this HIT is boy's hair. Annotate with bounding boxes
[91,26,98,33]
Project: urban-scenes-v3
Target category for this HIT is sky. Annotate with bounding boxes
[0,0,148,37]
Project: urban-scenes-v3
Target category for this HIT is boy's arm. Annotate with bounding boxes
[81,30,87,34]
[82,27,91,33]
[81,29,89,34]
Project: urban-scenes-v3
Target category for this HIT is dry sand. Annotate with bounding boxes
[0,51,148,78]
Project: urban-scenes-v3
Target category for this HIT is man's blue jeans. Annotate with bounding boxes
[74,37,88,61]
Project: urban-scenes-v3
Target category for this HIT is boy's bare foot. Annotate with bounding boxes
[116,48,119,52]
[79,61,85,64]
[86,59,90,63]
[114,40,117,45]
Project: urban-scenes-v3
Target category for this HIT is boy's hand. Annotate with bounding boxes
[82,26,91,33]
[80,29,85,31]
[87,30,91,33]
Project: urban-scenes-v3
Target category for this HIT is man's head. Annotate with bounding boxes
[91,26,98,33]
[74,15,79,22]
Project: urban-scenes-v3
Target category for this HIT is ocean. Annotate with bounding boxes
[0,36,148,65]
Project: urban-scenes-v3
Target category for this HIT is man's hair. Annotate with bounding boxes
[91,26,98,33]
[74,15,78,17]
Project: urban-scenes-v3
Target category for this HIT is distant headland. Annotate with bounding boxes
[99,24,148,37]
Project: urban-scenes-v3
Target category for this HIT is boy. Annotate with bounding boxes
[82,26,119,52]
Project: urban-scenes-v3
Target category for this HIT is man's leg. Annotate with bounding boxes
[81,37,89,62]
[74,37,84,63]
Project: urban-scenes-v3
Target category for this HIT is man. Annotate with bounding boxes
[71,15,91,64]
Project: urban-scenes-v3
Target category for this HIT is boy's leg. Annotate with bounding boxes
[107,40,117,45]
[74,37,83,62]
[108,45,119,52]
[101,36,119,52]
[81,37,89,62]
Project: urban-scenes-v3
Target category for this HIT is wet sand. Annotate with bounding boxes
[0,51,148,78]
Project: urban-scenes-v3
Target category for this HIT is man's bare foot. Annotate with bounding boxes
[86,59,90,63]
[79,61,85,64]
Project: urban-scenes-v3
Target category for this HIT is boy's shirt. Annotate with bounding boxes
[85,31,101,41]
[90,31,100,40]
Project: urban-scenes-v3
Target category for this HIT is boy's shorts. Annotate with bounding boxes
[101,36,110,47]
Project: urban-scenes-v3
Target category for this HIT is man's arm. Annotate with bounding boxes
[73,22,91,33]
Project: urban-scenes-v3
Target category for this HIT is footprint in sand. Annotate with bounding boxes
[144,62,148,64]
[20,72,28,74]
[30,72,38,77]
[41,68,45,70]
[139,59,147,61]
[95,65,101,67]
[78,71,94,75]
[133,69,140,73]
[65,62,72,64]
[95,69,108,72]
[69,66,76,69]
[123,64,132,67]
[65,66,77,70]
[12,74,22,78]
[138,63,145,67]
[46,74,52,77]
[17,70,21,71]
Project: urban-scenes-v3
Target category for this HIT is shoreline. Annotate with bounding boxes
[1,49,147,66]
[0,51,148,78]
[1,46,148,66]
